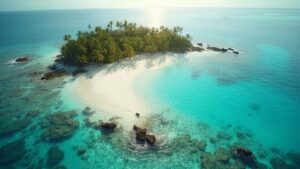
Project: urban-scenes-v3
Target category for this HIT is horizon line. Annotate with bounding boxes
[1,6,300,13]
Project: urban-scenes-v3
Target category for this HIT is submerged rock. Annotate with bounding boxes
[0,139,26,165]
[77,148,86,156]
[215,148,230,163]
[249,103,261,112]
[236,132,246,140]
[270,157,297,169]
[84,118,96,128]
[236,147,253,157]
[54,165,67,169]
[47,146,64,167]
[42,126,77,142]
[201,152,218,169]
[192,139,207,151]
[0,118,32,136]
[26,111,40,117]
[41,111,79,142]
[230,145,265,168]
[168,134,206,153]
[41,70,68,80]
[287,152,300,167]
[82,107,95,116]
[216,131,233,141]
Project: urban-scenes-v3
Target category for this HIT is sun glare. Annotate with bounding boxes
[146,8,165,27]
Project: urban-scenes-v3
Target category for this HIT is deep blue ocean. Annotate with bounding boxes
[0,8,300,169]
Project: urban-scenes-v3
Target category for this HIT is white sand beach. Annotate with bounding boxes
[63,54,177,130]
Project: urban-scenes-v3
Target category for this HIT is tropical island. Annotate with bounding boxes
[60,21,193,65]
[40,21,238,80]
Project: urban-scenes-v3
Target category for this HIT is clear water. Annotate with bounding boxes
[0,8,300,169]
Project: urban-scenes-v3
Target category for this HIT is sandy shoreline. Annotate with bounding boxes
[63,54,177,130]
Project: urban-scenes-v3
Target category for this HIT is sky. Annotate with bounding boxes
[0,0,299,11]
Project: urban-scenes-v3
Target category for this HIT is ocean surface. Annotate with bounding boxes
[0,8,300,169]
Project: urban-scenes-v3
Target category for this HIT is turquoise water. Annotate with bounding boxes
[0,8,300,169]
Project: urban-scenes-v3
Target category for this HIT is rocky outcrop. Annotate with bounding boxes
[41,70,68,80]
[0,118,32,137]
[15,57,29,63]
[133,125,156,145]
[189,46,205,52]
[135,113,140,117]
[55,54,64,63]
[207,46,228,52]
[47,146,64,167]
[0,139,26,166]
[146,134,156,145]
[41,111,79,142]
[93,121,117,134]
[133,125,147,142]
[195,42,240,54]
[100,122,117,130]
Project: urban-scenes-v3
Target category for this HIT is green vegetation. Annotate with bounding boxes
[61,21,192,65]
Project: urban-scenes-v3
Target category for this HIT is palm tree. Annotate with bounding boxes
[88,24,92,31]
[63,35,71,42]
[107,21,113,31]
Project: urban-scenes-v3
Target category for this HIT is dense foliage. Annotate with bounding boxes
[61,21,192,65]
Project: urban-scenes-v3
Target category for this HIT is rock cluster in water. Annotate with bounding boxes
[168,135,207,153]
[190,42,240,54]
[40,111,79,142]
[0,139,26,166]
[93,120,118,134]
[47,146,64,167]
[200,145,269,169]
[41,70,68,80]
[133,125,156,145]
[0,118,32,137]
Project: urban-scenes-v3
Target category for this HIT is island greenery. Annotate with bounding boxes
[60,21,192,65]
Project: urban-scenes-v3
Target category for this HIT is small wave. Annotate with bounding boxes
[6,59,18,65]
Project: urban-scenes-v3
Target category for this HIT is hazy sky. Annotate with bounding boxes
[0,0,299,11]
